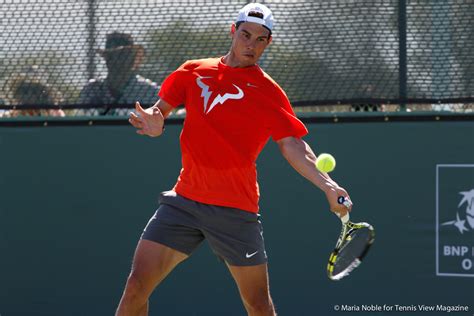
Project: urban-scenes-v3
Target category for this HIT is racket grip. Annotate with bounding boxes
[337,196,352,208]
[337,196,351,223]
[339,213,350,224]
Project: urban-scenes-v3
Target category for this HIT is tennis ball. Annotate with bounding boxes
[315,153,336,173]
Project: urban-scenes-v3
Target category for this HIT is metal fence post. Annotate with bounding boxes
[86,0,96,81]
[399,0,408,111]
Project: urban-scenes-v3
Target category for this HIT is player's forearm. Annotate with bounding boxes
[278,137,338,192]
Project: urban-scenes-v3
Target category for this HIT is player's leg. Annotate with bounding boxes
[198,201,272,315]
[115,239,188,316]
[116,199,205,316]
[227,263,276,316]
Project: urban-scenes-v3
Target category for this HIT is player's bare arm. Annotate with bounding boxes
[276,136,351,216]
[129,99,173,137]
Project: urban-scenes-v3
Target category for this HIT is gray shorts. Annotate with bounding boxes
[141,191,267,266]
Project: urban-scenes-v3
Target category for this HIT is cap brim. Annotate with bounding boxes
[97,44,144,55]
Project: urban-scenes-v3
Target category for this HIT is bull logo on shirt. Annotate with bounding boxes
[196,76,244,114]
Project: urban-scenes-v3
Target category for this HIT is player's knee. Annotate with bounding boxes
[244,293,275,315]
[124,272,148,299]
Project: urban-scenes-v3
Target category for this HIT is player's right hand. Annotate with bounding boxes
[129,101,164,137]
[325,185,352,218]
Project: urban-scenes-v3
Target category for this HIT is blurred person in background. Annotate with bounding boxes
[0,97,6,117]
[351,84,385,112]
[2,70,65,118]
[78,32,159,116]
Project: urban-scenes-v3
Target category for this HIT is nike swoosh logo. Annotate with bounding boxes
[246,251,259,258]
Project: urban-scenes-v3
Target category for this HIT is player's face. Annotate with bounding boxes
[230,22,272,67]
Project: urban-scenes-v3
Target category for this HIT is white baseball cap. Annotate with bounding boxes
[236,3,274,32]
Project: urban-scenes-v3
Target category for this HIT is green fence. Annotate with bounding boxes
[0,120,473,315]
[1,0,473,111]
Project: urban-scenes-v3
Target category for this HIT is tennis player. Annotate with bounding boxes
[117,3,351,316]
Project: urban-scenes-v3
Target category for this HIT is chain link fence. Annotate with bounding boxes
[0,0,473,118]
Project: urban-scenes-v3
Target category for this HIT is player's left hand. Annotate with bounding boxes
[129,101,164,137]
[325,185,352,217]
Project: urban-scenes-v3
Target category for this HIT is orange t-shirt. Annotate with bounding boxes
[159,57,308,213]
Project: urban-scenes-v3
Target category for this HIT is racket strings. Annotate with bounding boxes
[333,227,372,275]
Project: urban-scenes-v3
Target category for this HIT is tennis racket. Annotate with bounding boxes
[327,196,375,281]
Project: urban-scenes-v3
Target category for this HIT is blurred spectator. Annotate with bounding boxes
[0,97,6,118]
[351,103,383,112]
[431,103,465,112]
[351,84,384,112]
[78,32,159,116]
[2,71,65,118]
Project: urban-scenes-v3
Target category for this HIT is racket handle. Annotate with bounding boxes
[337,196,351,223]
[339,212,350,224]
[337,196,352,208]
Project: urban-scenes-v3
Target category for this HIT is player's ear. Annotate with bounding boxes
[230,23,236,36]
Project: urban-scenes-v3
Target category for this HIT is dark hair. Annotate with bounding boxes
[13,81,56,105]
[235,22,272,38]
[248,11,264,19]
